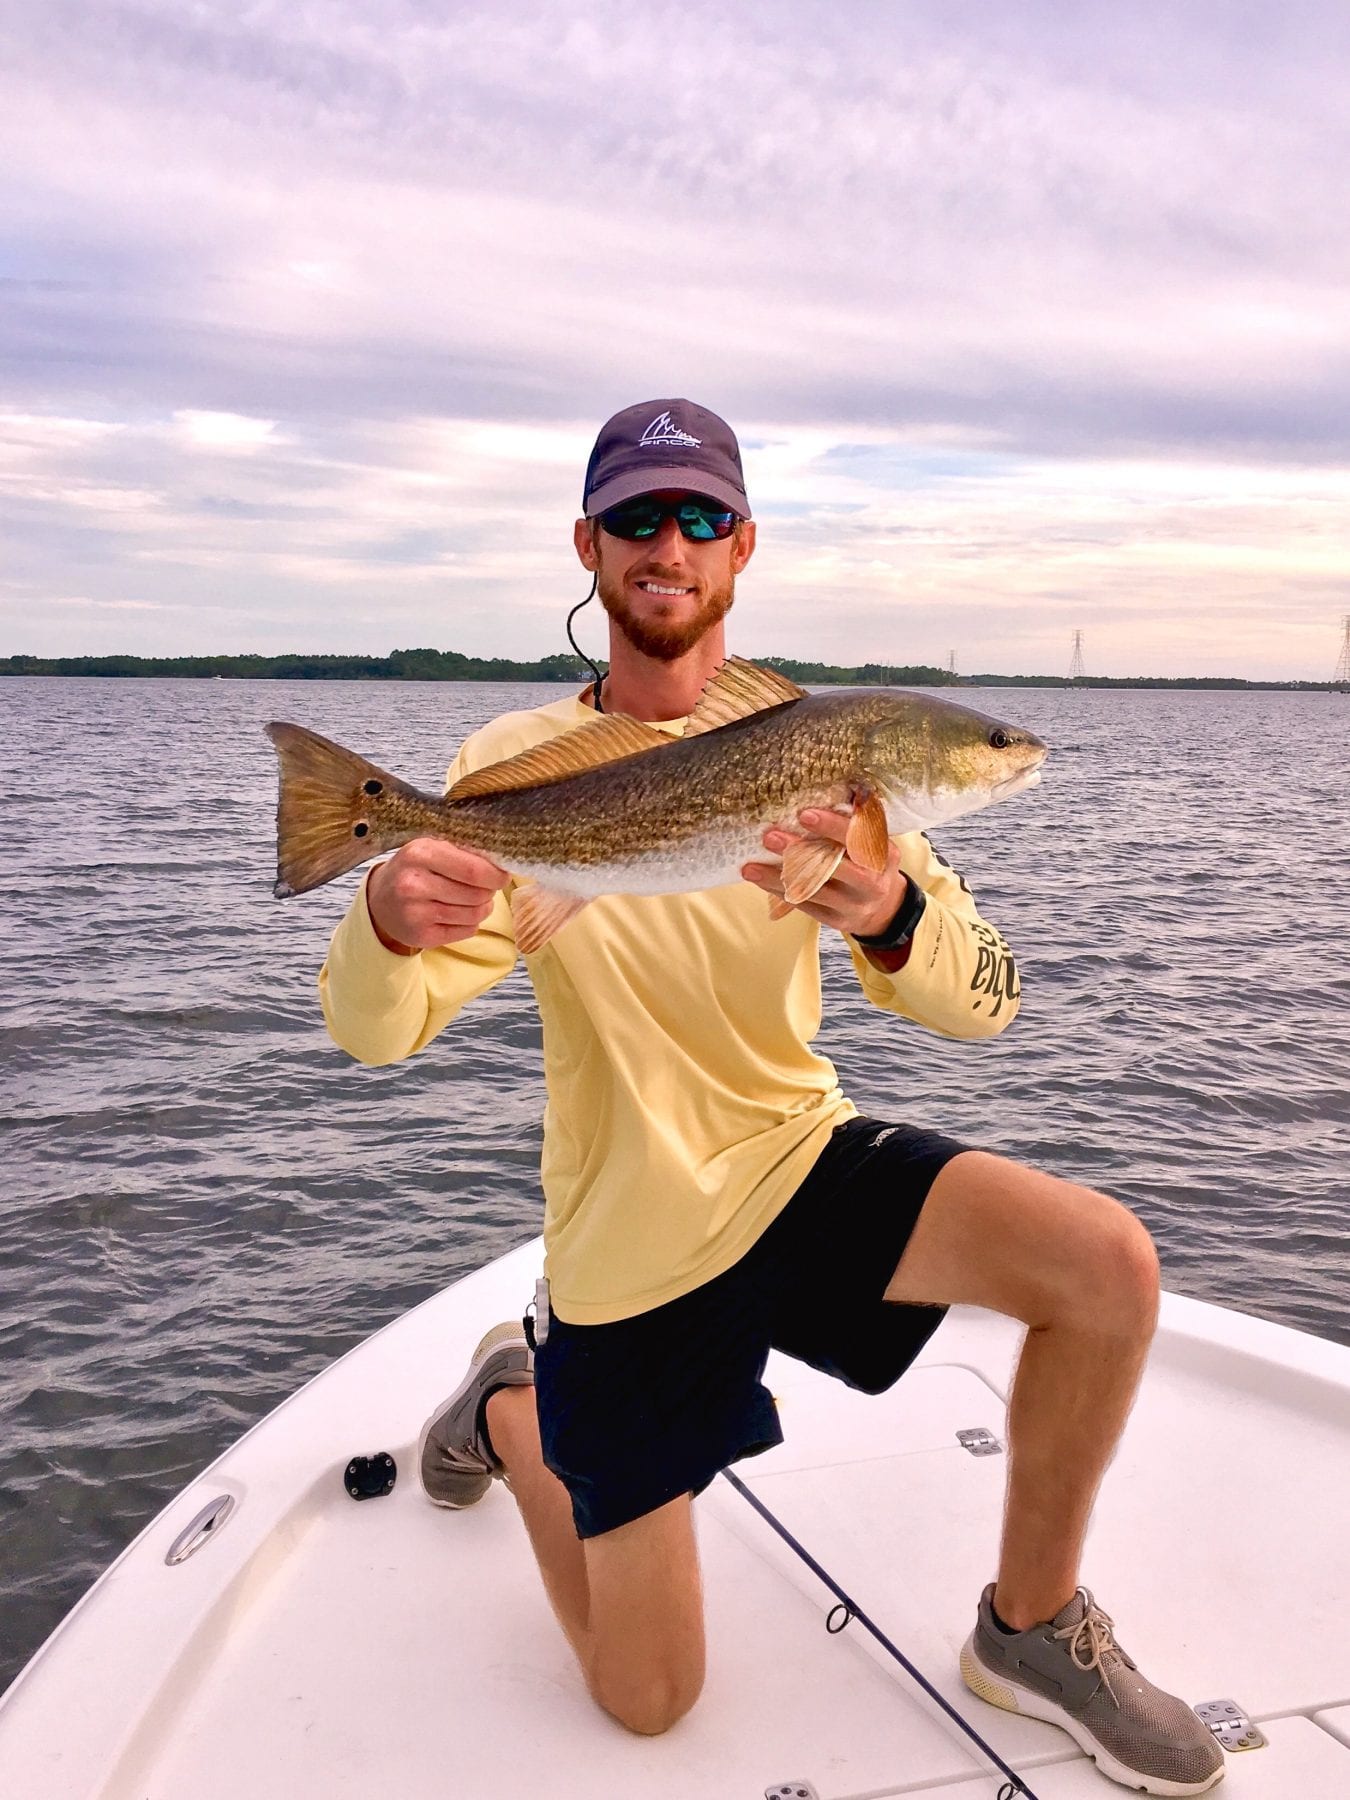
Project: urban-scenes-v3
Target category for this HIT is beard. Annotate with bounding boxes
[598,566,736,662]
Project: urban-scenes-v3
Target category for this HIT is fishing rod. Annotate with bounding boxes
[719,1467,1039,1800]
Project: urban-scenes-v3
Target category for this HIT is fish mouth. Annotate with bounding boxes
[994,765,1043,798]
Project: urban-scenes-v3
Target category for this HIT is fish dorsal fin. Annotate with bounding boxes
[681,657,807,738]
[446,714,670,801]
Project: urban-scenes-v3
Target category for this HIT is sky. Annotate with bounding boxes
[3,1,1349,679]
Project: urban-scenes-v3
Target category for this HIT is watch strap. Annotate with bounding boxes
[853,879,927,951]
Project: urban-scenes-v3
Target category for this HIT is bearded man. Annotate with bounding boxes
[317,399,1223,1796]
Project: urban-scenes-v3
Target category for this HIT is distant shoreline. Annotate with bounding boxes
[0,651,1339,692]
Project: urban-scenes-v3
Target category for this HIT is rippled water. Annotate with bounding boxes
[2,676,1347,1693]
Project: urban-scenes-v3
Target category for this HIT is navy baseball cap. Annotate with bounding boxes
[583,399,751,519]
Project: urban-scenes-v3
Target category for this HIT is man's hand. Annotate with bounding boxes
[366,839,511,954]
[741,808,908,939]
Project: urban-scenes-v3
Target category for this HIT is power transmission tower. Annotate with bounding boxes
[1068,630,1086,681]
[1335,615,1350,689]
[947,649,957,676]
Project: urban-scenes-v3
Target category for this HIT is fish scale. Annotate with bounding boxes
[445,698,855,868]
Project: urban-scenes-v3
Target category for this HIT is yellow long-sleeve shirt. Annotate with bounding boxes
[319,692,1020,1324]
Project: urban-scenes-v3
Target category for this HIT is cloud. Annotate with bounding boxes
[173,411,280,450]
[2,2,1349,674]
[49,595,180,611]
[3,403,1345,676]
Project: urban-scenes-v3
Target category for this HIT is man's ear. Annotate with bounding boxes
[574,517,599,571]
[731,519,756,574]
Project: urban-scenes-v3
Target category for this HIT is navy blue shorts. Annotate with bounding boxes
[533,1116,966,1539]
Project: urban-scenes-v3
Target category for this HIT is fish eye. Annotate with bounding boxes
[353,822,370,838]
[989,730,1010,749]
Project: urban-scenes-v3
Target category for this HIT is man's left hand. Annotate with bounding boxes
[741,809,908,938]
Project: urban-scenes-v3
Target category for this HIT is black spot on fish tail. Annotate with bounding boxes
[265,721,432,897]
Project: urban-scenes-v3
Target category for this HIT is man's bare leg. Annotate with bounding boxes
[485,1385,705,1734]
[883,1151,1161,1628]
[482,1152,1156,1729]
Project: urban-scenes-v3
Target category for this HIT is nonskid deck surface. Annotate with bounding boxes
[3,1239,1349,1798]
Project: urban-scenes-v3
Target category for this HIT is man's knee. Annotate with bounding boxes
[581,1497,705,1735]
[887,1153,1161,1331]
[589,1658,704,1735]
[1059,1185,1160,1334]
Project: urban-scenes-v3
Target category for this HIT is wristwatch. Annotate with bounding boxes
[853,879,927,951]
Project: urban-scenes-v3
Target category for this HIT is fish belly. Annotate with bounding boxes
[507,818,770,900]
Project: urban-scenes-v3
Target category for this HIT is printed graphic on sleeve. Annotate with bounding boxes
[968,919,1019,1017]
[925,834,972,895]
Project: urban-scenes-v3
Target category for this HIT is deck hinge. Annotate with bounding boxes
[957,1426,1003,1456]
[1194,1699,1267,1752]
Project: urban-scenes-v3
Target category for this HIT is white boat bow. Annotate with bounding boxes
[3,1238,1349,1797]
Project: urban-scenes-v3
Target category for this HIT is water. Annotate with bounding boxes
[1,676,1347,1693]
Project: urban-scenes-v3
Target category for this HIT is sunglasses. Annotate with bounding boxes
[595,496,738,542]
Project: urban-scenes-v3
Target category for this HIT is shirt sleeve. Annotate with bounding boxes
[317,741,519,1066]
[845,832,1021,1039]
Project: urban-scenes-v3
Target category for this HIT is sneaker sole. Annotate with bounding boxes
[417,1322,529,1511]
[959,1635,1224,1797]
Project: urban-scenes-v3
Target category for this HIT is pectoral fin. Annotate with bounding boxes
[780,836,846,905]
[845,791,891,873]
[512,883,593,954]
[766,894,795,921]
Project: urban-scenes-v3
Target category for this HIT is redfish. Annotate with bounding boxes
[267,659,1045,952]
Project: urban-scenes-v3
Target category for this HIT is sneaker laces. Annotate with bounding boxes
[1052,1588,1124,1706]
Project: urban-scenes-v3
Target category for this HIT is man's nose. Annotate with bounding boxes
[646,515,690,560]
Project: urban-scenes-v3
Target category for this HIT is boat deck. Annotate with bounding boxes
[3,1239,1349,1797]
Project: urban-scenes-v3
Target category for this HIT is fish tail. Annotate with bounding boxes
[266,721,436,897]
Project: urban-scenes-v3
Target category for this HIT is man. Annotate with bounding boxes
[318,399,1223,1795]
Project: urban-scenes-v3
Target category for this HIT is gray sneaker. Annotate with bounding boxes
[960,1584,1225,1795]
[417,1321,534,1508]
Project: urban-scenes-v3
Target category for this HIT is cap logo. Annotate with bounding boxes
[638,410,702,450]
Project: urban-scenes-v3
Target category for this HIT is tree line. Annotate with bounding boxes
[0,650,1333,690]
[0,648,959,685]
[0,649,593,682]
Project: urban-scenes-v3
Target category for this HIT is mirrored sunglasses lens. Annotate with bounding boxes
[678,505,735,540]
[600,504,661,539]
[598,501,737,540]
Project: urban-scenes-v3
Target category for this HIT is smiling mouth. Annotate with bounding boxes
[635,580,696,598]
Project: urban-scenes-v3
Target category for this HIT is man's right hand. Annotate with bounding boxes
[366,839,511,953]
